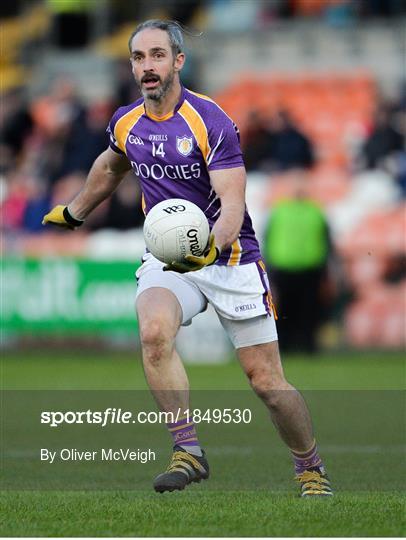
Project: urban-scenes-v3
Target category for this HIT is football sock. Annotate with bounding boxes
[167,416,202,456]
[291,439,324,474]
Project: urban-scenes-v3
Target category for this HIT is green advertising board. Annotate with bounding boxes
[2,258,141,334]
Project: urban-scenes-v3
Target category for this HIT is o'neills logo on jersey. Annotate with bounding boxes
[130,161,201,181]
[149,134,168,141]
[176,135,193,157]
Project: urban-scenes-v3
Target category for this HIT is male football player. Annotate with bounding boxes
[43,20,332,497]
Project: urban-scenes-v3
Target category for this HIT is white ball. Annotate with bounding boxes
[143,199,210,264]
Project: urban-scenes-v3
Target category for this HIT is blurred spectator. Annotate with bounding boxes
[396,153,406,198]
[1,173,30,230]
[0,89,34,165]
[0,73,146,233]
[242,110,273,171]
[269,110,315,171]
[362,105,404,170]
[30,77,111,184]
[0,144,14,176]
[263,172,332,353]
[46,172,144,232]
[44,171,106,231]
[85,102,113,166]
[50,172,86,209]
[383,254,406,284]
[115,59,142,107]
[30,77,86,139]
[259,0,292,22]
[22,176,51,233]
[103,173,145,230]
[243,109,315,172]
[57,100,111,179]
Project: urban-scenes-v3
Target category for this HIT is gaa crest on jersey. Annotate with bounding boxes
[176,135,194,157]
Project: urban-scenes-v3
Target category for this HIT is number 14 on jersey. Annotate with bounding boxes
[152,142,166,158]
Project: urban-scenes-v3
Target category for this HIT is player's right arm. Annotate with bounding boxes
[42,147,132,229]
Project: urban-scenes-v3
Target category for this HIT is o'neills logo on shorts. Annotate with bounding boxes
[235,303,257,313]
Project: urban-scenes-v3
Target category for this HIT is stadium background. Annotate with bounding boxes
[1,1,405,537]
[1,0,405,357]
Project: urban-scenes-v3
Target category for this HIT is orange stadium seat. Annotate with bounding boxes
[343,254,387,291]
[307,166,351,205]
[345,284,406,348]
[345,301,376,347]
[216,73,376,170]
[339,206,406,257]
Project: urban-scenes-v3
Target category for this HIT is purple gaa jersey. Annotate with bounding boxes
[107,86,261,265]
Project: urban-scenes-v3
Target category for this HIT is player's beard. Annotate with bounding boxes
[139,69,175,103]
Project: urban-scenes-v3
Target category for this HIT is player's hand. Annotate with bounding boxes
[42,205,84,230]
[163,234,220,273]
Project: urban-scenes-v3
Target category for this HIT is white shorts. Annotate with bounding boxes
[135,254,278,348]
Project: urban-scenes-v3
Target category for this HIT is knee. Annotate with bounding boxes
[139,318,175,365]
[247,366,290,409]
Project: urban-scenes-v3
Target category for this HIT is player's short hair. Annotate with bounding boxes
[128,20,184,58]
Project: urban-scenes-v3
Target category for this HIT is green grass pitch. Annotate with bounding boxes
[1,350,405,537]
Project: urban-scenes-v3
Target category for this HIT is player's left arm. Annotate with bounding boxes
[208,166,246,253]
[165,167,246,272]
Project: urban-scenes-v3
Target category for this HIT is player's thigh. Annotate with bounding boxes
[219,313,277,349]
[136,287,183,344]
[135,254,207,328]
[237,340,285,380]
[221,316,287,387]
